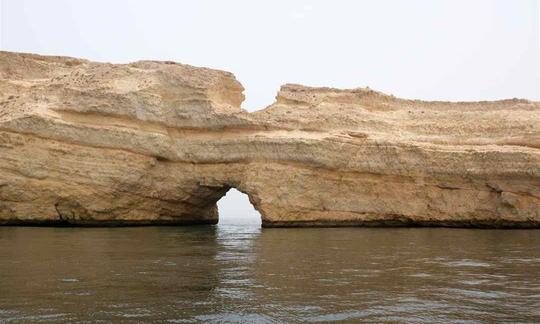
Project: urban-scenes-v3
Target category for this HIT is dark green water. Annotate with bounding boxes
[0,222,539,323]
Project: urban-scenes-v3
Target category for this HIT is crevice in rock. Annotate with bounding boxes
[53,202,65,222]
[436,184,462,190]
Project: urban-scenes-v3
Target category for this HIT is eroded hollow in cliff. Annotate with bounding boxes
[216,188,261,226]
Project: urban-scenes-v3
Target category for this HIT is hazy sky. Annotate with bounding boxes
[1,0,538,222]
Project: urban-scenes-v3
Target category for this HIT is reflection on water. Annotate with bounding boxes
[0,223,539,323]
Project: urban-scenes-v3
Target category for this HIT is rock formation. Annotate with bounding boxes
[0,51,539,227]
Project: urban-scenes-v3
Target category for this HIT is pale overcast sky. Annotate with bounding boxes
[1,0,539,109]
[1,0,538,222]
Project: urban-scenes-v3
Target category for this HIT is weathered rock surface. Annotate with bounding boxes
[1,51,539,227]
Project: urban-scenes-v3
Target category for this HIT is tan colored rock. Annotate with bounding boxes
[0,51,539,227]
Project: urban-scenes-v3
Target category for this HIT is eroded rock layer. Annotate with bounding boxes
[1,51,539,227]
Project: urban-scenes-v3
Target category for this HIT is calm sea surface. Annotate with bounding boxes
[0,220,539,323]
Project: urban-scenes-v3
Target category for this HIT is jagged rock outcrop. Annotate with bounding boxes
[1,51,539,227]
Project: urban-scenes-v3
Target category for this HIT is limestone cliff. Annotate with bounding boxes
[1,51,539,227]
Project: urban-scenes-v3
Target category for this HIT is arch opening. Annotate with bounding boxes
[216,188,261,227]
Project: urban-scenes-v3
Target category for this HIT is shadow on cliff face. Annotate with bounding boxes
[217,188,261,226]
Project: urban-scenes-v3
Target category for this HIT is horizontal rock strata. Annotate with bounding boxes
[1,51,539,227]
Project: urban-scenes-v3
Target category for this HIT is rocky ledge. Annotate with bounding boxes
[0,51,539,228]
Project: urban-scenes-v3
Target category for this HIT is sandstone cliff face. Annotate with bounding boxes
[1,51,539,227]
